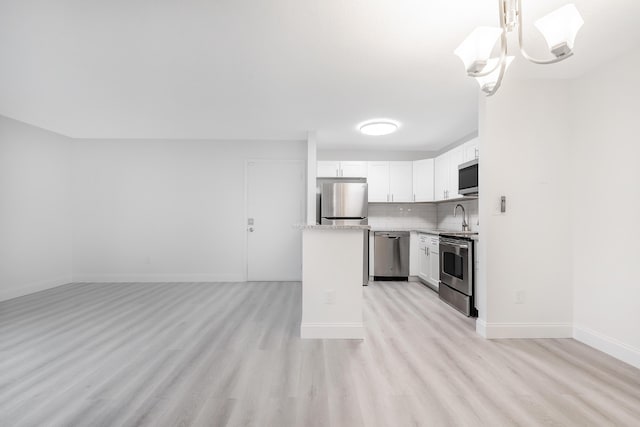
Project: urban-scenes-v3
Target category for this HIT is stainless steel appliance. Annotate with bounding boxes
[374,231,409,279]
[320,182,368,225]
[319,180,369,285]
[439,236,476,316]
[458,159,479,196]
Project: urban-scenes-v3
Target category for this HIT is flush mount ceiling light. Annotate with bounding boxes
[455,1,584,96]
[358,120,399,136]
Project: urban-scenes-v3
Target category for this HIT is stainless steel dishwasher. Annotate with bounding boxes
[373,231,410,279]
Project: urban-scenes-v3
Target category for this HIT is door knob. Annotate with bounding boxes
[248,227,255,232]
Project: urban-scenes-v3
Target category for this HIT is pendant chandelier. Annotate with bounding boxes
[454,1,584,96]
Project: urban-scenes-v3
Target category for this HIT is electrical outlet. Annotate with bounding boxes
[515,290,526,304]
[325,290,335,305]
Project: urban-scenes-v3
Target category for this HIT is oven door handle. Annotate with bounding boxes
[440,244,469,253]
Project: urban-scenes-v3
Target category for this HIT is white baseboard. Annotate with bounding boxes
[71,273,245,283]
[475,318,487,337]
[481,321,573,339]
[574,325,640,370]
[300,322,364,339]
[0,275,72,302]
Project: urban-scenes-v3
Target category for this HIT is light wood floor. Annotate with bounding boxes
[1,281,639,427]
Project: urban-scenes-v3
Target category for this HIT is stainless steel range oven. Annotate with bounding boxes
[439,236,476,317]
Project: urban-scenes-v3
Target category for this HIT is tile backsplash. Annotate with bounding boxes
[368,200,479,232]
[368,203,438,229]
[437,200,479,232]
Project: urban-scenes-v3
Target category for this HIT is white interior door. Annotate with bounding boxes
[247,160,305,281]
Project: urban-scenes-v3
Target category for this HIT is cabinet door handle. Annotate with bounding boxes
[427,247,430,256]
[391,194,394,202]
[413,194,416,202]
[336,168,339,177]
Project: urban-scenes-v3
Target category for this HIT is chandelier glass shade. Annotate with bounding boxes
[455,1,584,96]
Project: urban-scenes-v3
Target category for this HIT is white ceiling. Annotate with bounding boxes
[0,0,639,150]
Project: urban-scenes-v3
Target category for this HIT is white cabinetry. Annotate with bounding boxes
[434,153,450,201]
[417,233,440,289]
[366,161,413,203]
[317,161,341,177]
[340,161,368,177]
[462,138,479,163]
[448,145,465,199]
[412,159,434,202]
[410,232,419,276]
[367,161,390,202]
[319,143,475,203]
[418,234,429,281]
[369,233,375,278]
[317,161,367,178]
[389,162,413,202]
[434,145,466,201]
[428,236,440,289]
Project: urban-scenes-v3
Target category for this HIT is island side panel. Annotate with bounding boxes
[300,228,364,339]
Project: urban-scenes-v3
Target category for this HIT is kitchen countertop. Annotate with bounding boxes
[296,225,478,239]
[294,224,371,230]
[370,227,479,240]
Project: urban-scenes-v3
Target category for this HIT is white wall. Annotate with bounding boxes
[478,80,573,338]
[0,116,72,301]
[72,139,306,282]
[570,48,640,367]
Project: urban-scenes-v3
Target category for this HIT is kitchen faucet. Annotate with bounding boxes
[454,204,469,231]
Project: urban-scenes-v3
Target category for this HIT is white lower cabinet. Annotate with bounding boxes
[369,233,375,277]
[416,233,439,289]
[428,236,440,289]
[418,234,429,281]
[409,232,419,276]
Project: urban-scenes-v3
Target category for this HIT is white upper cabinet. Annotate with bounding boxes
[319,144,475,203]
[412,159,434,202]
[462,138,479,163]
[434,143,469,201]
[389,161,413,202]
[434,152,449,201]
[317,161,367,177]
[367,161,413,203]
[367,161,390,202]
[317,161,341,177]
[339,161,368,178]
[448,145,465,199]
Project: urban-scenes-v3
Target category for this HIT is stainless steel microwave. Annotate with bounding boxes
[458,159,478,195]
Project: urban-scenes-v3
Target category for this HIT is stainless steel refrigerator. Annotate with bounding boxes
[319,181,369,285]
[320,182,368,226]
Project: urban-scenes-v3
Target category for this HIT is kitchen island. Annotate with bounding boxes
[296,224,369,339]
